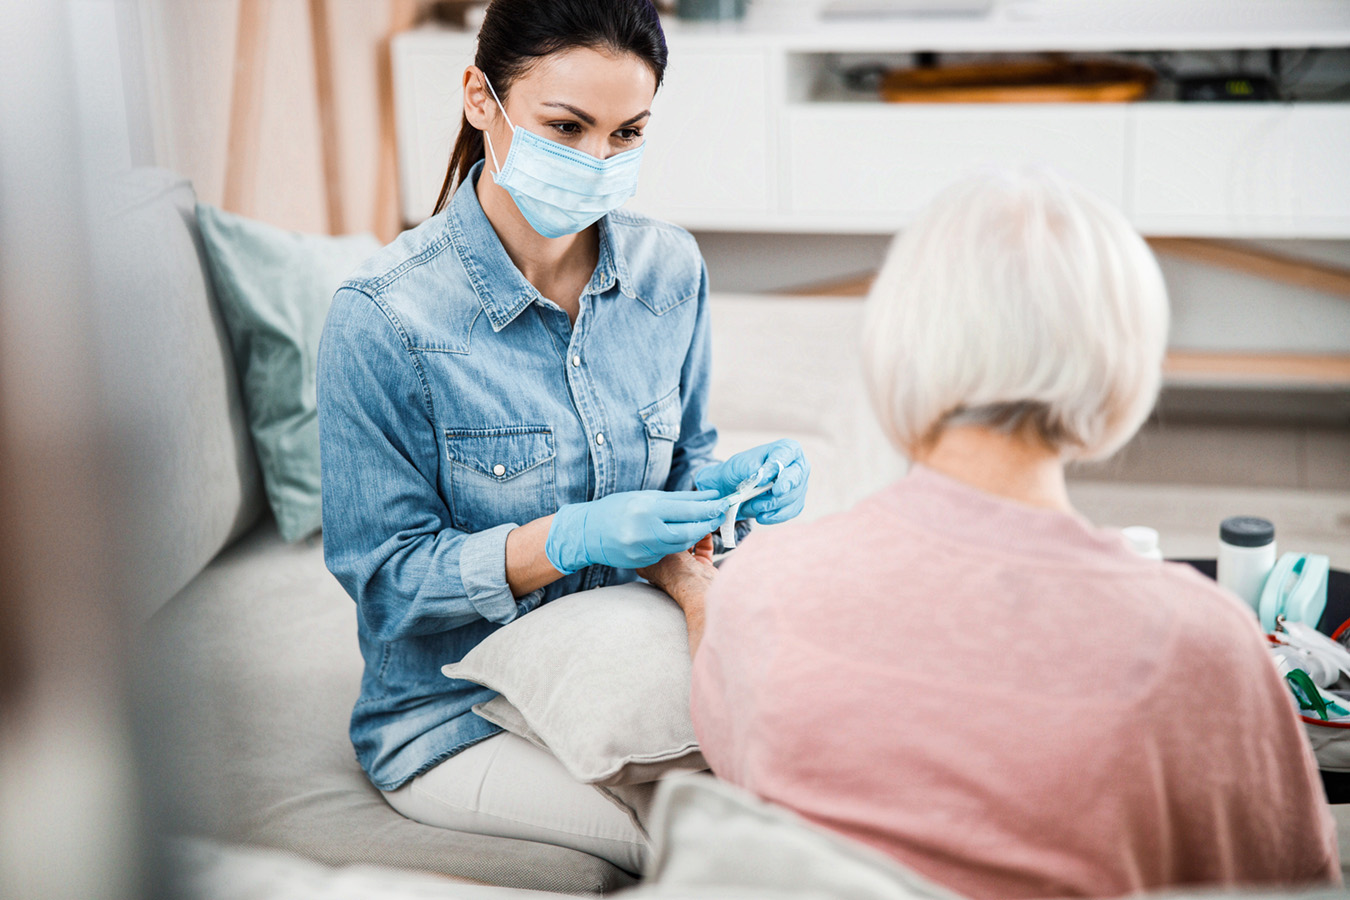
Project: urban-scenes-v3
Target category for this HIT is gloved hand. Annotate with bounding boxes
[694,439,810,525]
[545,489,728,574]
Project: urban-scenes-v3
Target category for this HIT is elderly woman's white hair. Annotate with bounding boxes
[862,166,1169,462]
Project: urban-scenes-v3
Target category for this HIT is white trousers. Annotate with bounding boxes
[382,732,648,875]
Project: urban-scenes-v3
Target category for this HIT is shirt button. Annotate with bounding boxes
[571,355,581,367]
[595,432,605,446]
[493,464,506,476]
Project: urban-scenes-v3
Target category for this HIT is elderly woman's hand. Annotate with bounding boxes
[638,535,717,657]
[638,535,716,597]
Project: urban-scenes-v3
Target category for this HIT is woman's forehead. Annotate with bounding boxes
[514,47,656,118]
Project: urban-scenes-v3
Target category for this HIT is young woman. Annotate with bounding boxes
[314,0,809,875]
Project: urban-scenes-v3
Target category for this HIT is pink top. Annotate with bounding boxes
[691,465,1340,899]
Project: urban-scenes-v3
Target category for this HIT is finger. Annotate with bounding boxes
[656,517,727,548]
[771,457,809,498]
[762,440,803,470]
[649,495,730,524]
[746,475,807,514]
[757,495,806,525]
[724,449,770,483]
[692,463,727,492]
[738,494,776,518]
[646,489,726,518]
[745,475,808,516]
[658,489,724,502]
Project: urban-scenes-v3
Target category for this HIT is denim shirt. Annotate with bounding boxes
[315,161,720,790]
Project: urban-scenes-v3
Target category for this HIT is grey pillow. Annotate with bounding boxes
[442,582,707,787]
[195,204,379,541]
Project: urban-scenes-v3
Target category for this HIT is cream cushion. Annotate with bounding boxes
[442,582,706,786]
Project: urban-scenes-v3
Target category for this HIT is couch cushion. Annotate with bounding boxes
[92,168,265,618]
[141,518,633,893]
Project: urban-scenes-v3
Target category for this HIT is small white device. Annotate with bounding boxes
[718,462,782,549]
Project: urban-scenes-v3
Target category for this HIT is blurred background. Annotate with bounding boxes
[2,0,1348,897]
[125,2,1350,553]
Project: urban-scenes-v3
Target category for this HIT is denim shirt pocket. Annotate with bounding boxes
[639,388,682,491]
[444,426,557,532]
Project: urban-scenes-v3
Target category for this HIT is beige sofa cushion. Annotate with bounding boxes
[142,518,633,893]
[93,168,265,618]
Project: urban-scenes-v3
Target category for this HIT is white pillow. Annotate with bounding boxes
[442,582,708,787]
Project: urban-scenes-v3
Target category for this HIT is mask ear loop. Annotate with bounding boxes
[480,73,514,177]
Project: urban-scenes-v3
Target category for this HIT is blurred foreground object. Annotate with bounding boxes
[0,2,153,899]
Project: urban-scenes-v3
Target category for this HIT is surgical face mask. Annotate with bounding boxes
[481,75,646,239]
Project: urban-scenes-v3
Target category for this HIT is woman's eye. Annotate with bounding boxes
[551,122,582,136]
[616,128,643,142]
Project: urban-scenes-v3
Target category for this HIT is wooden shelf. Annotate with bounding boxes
[779,272,1350,390]
[1162,351,1350,390]
[1148,239,1350,302]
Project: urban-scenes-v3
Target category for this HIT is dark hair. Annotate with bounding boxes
[432,0,668,216]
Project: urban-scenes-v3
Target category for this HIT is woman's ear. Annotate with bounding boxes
[462,65,493,131]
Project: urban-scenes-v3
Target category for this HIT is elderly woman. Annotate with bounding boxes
[639,169,1340,899]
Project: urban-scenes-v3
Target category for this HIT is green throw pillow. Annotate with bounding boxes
[196,204,380,541]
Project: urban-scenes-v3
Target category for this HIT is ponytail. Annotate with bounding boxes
[432,111,485,216]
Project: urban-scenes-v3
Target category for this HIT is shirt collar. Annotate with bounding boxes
[447,160,633,332]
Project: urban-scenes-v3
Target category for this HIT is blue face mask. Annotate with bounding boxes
[482,75,646,239]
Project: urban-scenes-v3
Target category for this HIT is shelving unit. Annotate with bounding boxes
[391,2,1350,387]
[394,7,1350,235]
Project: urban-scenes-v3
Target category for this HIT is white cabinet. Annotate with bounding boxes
[393,21,1350,238]
[393,32,474,225]
[785,103,1127,231]
[626,46,775,222]
[1130,104,1350,238]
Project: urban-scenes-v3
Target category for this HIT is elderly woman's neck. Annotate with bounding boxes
[909,425,1074,514]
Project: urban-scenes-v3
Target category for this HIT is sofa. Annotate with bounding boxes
[119,165,900,893]
[119,167,1349,896]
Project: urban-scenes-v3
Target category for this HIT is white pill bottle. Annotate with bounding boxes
[1122,525,1163,560]
[1216,516,1276,612]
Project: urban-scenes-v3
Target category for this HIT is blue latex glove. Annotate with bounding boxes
[545,489,728,574]
[694,439,810,525]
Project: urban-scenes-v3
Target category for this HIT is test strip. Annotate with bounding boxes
[719,479,776,549]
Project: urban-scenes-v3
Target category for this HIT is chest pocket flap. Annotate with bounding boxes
[640,388,682,442]
[444,426,557,533]
[445,426,555,480]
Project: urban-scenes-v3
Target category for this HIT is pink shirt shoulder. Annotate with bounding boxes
[691,465,1339,899]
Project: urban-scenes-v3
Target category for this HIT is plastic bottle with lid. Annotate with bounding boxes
[1217,515,1276,613]
[1122,526,1163,560]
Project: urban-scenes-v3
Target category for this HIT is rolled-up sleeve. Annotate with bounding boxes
[317,286,537,640]
[458,522,543,623]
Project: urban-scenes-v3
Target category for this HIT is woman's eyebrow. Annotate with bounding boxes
[541,101,651,128]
